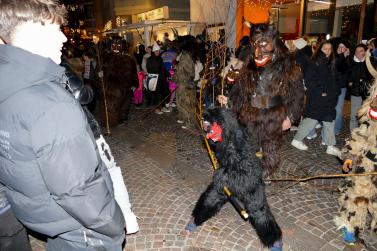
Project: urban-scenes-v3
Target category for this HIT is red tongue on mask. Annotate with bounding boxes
[369,108,377,121]
[206,122,223,142]
[254,56,271,67]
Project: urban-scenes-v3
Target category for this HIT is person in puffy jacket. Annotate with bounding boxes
[349,44,374,131]
[0,33,32,251]
[61,58,139,235]
[0,1,125,250]
[291,41,341,157]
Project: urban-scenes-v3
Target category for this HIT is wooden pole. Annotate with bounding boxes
[93,40,111,136]
[358,0,367,43]
[298,0,306,36]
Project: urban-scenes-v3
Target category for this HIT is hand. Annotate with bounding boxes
[217,95,228,106]
[282,116,291,131]
[344,48,350,57]
[342,159,352,173]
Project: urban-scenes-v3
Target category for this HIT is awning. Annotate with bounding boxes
[109,20,205,33]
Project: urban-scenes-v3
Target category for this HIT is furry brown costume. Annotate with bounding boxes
[230,23,304,175]
[334,52,377,244]
[100,52,138,126]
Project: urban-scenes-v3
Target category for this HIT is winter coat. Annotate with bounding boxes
[295,45,312,74]
[146,53,167,88]
[304,53,339,122]
[161,49,177,72]
[334,54,351,89]
[0,184,9,215]
[349,56,373,97]
[0,45,125,238]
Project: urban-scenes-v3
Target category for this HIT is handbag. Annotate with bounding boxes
[359,79,373,99]
[145,73,159,91]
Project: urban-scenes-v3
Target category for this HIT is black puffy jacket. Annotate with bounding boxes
[304,53,340,122]
[349,56,373,97]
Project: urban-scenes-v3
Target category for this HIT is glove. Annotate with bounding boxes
[342,159,353,173]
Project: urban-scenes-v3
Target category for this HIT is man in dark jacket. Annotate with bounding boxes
[349,44,374,131]
[0,1,125,250]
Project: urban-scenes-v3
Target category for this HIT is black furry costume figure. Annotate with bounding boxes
[185,108,282,250]
[230,23,304,175]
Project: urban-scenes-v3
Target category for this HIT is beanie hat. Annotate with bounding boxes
[152,43,161,52]
[293,38,307,50]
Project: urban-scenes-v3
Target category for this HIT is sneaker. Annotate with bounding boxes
[315,123,322,129]
[326,146,341,157]
[291,139,308,150]
[165,103,170,108]
[306,132,317,140]
[341,227,356,245]
[185,218,197,232]
[154,109,163,115]
[177,120,184,124]
[169,103,176,107]
[270,240,283,251]
[161,107,171,113]
[181,125,187,129]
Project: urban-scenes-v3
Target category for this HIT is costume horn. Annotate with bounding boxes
[243,17,251,29]
[268,11,274,25]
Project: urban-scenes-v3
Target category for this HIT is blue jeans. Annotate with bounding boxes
[349,95,363,132]
[334,88,346,135]
[294,118,336,146]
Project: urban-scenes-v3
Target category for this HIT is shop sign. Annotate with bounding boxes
[135,6,169,22]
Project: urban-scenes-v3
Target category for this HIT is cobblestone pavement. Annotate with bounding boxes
[29,105,377,251]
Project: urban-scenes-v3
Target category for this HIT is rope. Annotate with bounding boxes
[138,88,177,121]
[267,172,377,182]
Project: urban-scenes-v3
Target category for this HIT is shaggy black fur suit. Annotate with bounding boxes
[189,108,282,248]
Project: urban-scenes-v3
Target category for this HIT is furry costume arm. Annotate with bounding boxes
[282,65,305,124]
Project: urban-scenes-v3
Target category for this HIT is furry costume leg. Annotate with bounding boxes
[335,184,369,237]
[176,84,196,128]
[191,183,227,227]
[239,183,282,247]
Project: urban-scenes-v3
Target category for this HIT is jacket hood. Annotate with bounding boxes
[0,45,65,103]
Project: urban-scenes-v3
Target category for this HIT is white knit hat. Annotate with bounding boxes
[152,43,160,52]
[293,38,307,50]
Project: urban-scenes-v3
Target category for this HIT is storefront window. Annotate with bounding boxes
[305,0,334,36]
[304,0,375,46]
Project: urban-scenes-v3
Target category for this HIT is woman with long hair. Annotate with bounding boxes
[291,41,341,156]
